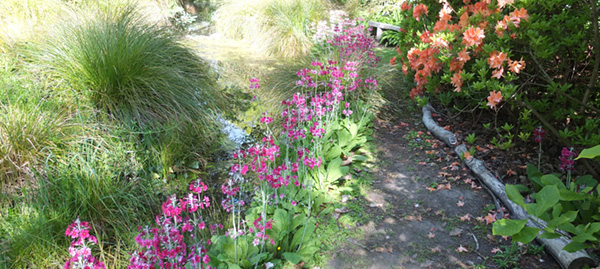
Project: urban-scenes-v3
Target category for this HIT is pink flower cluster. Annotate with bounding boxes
[64,218,105,269]
[559,147,577,172]
[129,179,214,269]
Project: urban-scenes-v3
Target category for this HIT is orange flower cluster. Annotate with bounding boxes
[407,47,442,99]
[413,3,428,21]
[495,7,529,37]
[488,50,507,79]
[487,90,503,110]
[397,0,529,109]
[462,27,485,47]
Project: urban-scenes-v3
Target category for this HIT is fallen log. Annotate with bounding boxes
[422,104,595,269]
[422,104,457,147]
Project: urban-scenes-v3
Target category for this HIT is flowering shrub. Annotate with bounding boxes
[384,0,600,148]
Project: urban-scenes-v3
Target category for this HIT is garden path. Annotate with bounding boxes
[328,105,560,269]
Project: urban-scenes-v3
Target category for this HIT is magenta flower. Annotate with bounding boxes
[533,126,545,143]
[559,147,576,171]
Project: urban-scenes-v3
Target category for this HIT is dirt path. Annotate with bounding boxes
[328,107,560,268]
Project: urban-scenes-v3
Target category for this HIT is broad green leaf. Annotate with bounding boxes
[541,175,565,189]
[563,242,589,253]
[587,223,600,234]
[228,264,242,269]
[348,123,358,138]
[352,155,368,162]
[326,158,345,183]
[534,185,560,216]
[575,145,600,160]
[274,208,290,235]
[291,213,307,231]
[539,232,561,239]
[512,227,539,243]
[325,145,342,161]
[506,184,525,207]
[282,252,303,264]
[338,130,352,146]
[492,219,527,236]
[526,164,544,191]
[559,189,586,201]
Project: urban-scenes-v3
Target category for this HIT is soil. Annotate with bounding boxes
[328,100,561,268]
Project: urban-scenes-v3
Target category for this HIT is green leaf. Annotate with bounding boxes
[538,232,561,239]
[559,189,586,201]
[492,219,527,236]
[512,227,540,243]
[291,213,307,231]
[575,145,600,160]
[347,123,358,138]
[338,130,352,146]
[563,242,589,253]
[572,233,598,243]
[541,175,565,189]
[534,185,560,216]
[352,155,368,162]
[282,252,303,264]
[506,184,525,207]
[274,208,290,235]
[325,145,342,161]
[326,158,346,183]
[526,164,544,191]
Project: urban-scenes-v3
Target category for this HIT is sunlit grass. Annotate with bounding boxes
[213,0,329,58]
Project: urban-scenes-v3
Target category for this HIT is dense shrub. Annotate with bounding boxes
[383,0,599,150]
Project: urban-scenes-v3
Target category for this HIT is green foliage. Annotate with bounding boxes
[491,242,522,268]
[465,133,477,144]
[493,145,600,252]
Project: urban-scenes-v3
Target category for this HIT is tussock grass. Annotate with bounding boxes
[39,5,225,171]
[213,0,329,58]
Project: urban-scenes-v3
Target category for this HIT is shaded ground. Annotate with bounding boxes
[328,100,560,268]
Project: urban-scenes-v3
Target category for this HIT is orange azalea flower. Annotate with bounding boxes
[457,48,471,63]
[491,67,504,79]
[420,30,433,43]
[449,58,464,72]
[487,90,503,109]
[487,51,507,69]
[451,71,463,92]
[432,36,449,49]
[508,58,526,73]
[459,12,469,30]
[396,46,402,54]
[511,7,529,22]
[402,63,409,75]
[390,56,397,66]
[462,27,485,47]
[401,2,412,11]
[439,4,453,22]
[497,0,514,9]
[413,3,429,21]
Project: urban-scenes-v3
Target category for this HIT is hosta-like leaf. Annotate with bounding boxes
[492,219,527,236]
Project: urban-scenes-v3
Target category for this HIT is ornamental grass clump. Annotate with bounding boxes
[40,5,223,134]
